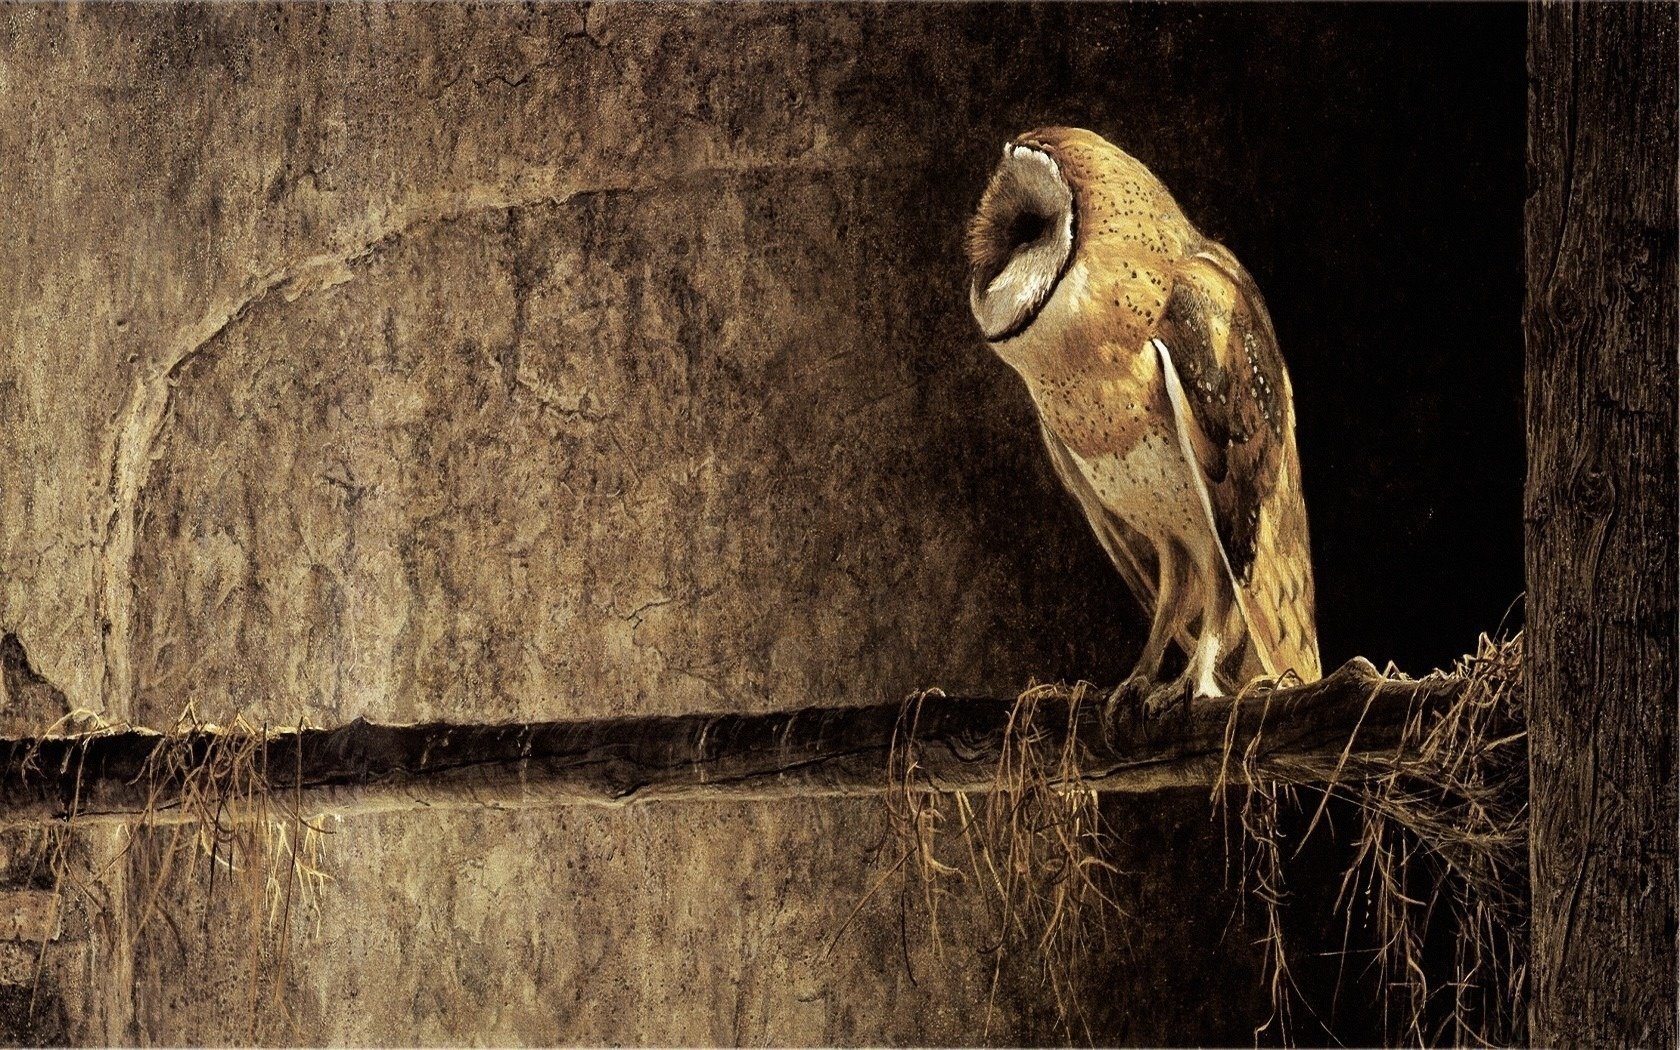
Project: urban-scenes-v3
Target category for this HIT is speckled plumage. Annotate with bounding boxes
[967,127,1320,696]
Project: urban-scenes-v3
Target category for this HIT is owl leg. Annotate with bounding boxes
[1134,542,1187,681]
[1109,541,1191,713]
[1187,622,1225,699]
[1141,564,1236,717]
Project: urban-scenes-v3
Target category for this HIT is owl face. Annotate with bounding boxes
[965,139,1076,343]
[966,128,1188,350]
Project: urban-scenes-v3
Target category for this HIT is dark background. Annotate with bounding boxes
[852,2,1528,676]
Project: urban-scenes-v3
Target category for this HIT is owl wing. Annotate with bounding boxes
[1150,247,1321,683]
[1036,413,1162,621]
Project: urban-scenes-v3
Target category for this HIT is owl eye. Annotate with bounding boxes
[1006,211,1051,254]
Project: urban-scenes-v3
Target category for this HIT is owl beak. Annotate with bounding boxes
[966,142,1077,343]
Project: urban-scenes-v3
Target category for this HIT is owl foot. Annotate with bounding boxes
[1140,677,1194,719]
[1099,675,1143,748]
[1100,674,1148,746]
[1105,673,1152,716]
[1103,673,1190,729]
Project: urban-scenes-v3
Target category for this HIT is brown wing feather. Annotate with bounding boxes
[1155,246,1321,682]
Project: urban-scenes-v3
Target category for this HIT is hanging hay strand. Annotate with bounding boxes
[1229,631,1532,1048]
[20,706,338,1045]
[881,634,1527,1048]
[1215,633,1527,1047]
[1351,633,1527,1047]
[882,680,1124,1044]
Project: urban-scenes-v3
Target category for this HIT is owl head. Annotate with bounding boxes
[966,127,1182,345]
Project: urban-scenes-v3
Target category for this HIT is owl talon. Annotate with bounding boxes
[1104,673,1152,719]
[1100,674,1153,746]
[1141,678,1194,720]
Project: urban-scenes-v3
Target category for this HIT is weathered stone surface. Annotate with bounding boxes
[0,888,59,943]
[119,796,1278,1047]
[0,3,1158,728]
[124,174,1138,728]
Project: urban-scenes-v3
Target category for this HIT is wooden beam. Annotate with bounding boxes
[0,658,1461,827]
[1525,4,1678,1046]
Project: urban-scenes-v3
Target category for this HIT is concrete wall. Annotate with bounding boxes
[0,3,1523,1044]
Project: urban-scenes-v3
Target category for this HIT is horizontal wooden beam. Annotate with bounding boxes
[0,658,1462,826]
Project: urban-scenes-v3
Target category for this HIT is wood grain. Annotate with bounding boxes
[1526,4,1678,1046]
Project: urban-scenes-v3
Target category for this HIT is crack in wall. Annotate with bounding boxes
[89,156,919,721]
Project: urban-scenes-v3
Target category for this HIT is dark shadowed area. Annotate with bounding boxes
[0,3,1523,1045]
[835,3,1528,674]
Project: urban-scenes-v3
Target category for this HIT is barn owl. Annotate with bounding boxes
[966,127,1320,713]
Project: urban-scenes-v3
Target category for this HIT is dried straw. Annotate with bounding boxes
[19,705,338,1044]
[878,634,1527,1048]
[881,680,1124,1044]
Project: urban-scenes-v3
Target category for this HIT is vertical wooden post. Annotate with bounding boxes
[1526,3,1678,1046]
